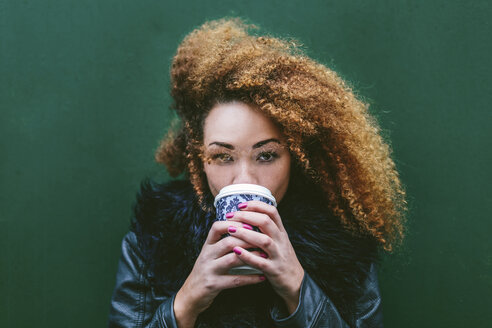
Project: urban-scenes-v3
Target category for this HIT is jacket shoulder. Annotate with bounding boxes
[128,179,208,293]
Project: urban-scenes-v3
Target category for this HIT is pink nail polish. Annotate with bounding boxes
[226,212,234,219]
[259,275,266,281]
[228,226,237,233]
[260,252,267,258]
[242,223,253,230]
[233,247,242,255]
[238,202,248,209]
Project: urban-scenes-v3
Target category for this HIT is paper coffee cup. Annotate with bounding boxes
[214,184,277,275]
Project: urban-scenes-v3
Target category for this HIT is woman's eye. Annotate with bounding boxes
[257,151,278,162]
[212,153,233,162]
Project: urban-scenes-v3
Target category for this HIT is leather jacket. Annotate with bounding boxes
[108,232,383,327]
[108,179,383,327]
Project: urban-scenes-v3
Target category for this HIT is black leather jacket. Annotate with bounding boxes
[108,231,383,327]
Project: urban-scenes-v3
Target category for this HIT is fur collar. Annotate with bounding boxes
[131,179,379,327]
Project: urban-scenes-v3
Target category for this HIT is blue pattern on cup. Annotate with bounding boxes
[215,194,274,222]
[215,192,274,275]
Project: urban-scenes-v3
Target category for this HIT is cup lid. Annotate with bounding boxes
[214,183,277,207]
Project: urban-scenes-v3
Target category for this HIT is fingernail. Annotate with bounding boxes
[259,275,266,281]
[228,226,237,233]
[238,202,248,209]
[233,247,242,255]
[242,223,253,230]
[226,212,234,219]
[260,252,267,258]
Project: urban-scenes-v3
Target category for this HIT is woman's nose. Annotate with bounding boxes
[232,161,258,185]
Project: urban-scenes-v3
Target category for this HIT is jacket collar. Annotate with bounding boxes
[131,179,379,326]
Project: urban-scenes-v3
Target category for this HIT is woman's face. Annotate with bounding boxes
[202,101,291,203]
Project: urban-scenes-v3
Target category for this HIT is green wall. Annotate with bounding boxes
[1,0,490,326]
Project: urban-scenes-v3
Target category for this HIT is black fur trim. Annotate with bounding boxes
[131,179,379,327]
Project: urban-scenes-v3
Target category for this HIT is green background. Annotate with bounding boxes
[1,0,491,327]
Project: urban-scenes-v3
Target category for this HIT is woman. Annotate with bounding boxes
[108,17,406,327]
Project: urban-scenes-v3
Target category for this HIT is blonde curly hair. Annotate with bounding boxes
[155,17,407,251]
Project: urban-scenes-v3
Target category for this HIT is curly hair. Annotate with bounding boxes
[155,17,407,251]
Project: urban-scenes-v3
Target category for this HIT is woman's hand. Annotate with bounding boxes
[174,219,266,327]
[225,201,305,315]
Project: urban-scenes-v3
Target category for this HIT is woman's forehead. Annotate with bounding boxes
[203,101,284,144]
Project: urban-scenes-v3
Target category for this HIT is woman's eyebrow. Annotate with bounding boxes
[252,138,281,149]
[208,138,280,150]
[208,142,234,149]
